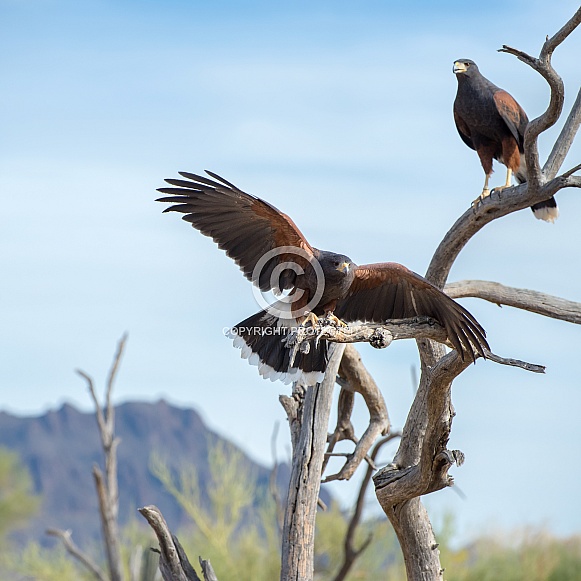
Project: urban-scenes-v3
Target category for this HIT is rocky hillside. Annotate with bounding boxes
[0,400,299,547]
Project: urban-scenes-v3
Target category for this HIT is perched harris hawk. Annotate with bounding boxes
[453,59,558,222]
[158,171,489,385]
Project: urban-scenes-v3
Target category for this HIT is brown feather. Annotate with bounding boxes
[335,263,488,361]
[156,172,315,292]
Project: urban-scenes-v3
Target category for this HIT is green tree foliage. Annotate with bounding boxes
[0,447,39,539]
[152,442,581,580]
[441,529,581,581]
[2,543,93,581]
[151,439,407,580]
[150,440,281,580]
[316,506,405,579]
[2,441,580,580]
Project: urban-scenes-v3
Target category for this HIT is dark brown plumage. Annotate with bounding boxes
[158,171,489,385]
[453,58,558,222]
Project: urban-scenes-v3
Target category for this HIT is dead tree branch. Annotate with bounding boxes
[51,335,127,581]
[288,317,449,358]
[46,528,107,581]
[445,280,581,324]
[139,505,218,581]
[544,87,581,180]
[483,350,545,373]
[331,432,401,581]
[279,343,346,581]
[322,345,390,483]
[499,6,581,190]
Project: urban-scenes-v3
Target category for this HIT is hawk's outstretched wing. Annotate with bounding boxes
[335,262,488,361]
[157,171,315,292]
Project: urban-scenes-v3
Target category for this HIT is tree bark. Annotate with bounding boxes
[280,343,346,581]
[139,505,218,581]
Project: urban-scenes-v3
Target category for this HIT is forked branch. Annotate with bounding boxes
[139,505,219,581]
[499,6,581,188]
[50,335,128,581]
[427,8,581,289]
[322,345,390,483]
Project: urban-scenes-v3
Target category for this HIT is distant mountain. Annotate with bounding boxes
[0,400,312,548]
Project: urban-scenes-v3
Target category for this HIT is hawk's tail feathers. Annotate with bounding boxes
[515,160,559,222]
[531,197,559,223]
[227,310,327,385]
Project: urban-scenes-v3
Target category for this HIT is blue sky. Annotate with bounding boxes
[1,0,581,544]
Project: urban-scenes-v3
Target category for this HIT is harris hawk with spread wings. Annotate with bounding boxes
[158,172,489,385]
[453,59,558,222]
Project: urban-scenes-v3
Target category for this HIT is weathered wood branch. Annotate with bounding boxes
[445,279,581,324]
[321,387,357,476]
[279,344,346,581]
[483,350,545,373]
[288,317,450,355]
[372,348,467,581]
[139,505,218,581]
[61,335,127,581]
[93,464,123,581]
[499,6,581,190]
[425,173,581,290]
[292,316,542,374]
[322,345,390,482]
[46,528,107,581]
[544,87,581,179]
[331,432,401,581]
[104,333,126,513]
[376,350,469,502]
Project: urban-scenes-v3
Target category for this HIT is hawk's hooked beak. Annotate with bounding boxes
[453,61,468,74]
[337,262,351,273]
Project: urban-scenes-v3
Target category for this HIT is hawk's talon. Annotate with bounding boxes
[492,184,510,197]
[301,311,319,328]
[471,188,490,209]
[325,313,348,327]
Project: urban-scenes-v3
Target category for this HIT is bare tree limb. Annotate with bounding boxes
[104,333,127,512]
[321,388,357,476]
[445,279,581,324]
[499,7,581,191]
[280,343,346,581]
[288,317,453,355]
[544,88,581,179]
[331,432,401,581]
[483,350,545,373]
[322,345,390,482]
[46,528,107,581]
[138,505,215,581]
[562,162,581,178]
[199,558,219,581]
[93,465,123,581]
[69,335,127,581]
[425,171,581,290]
